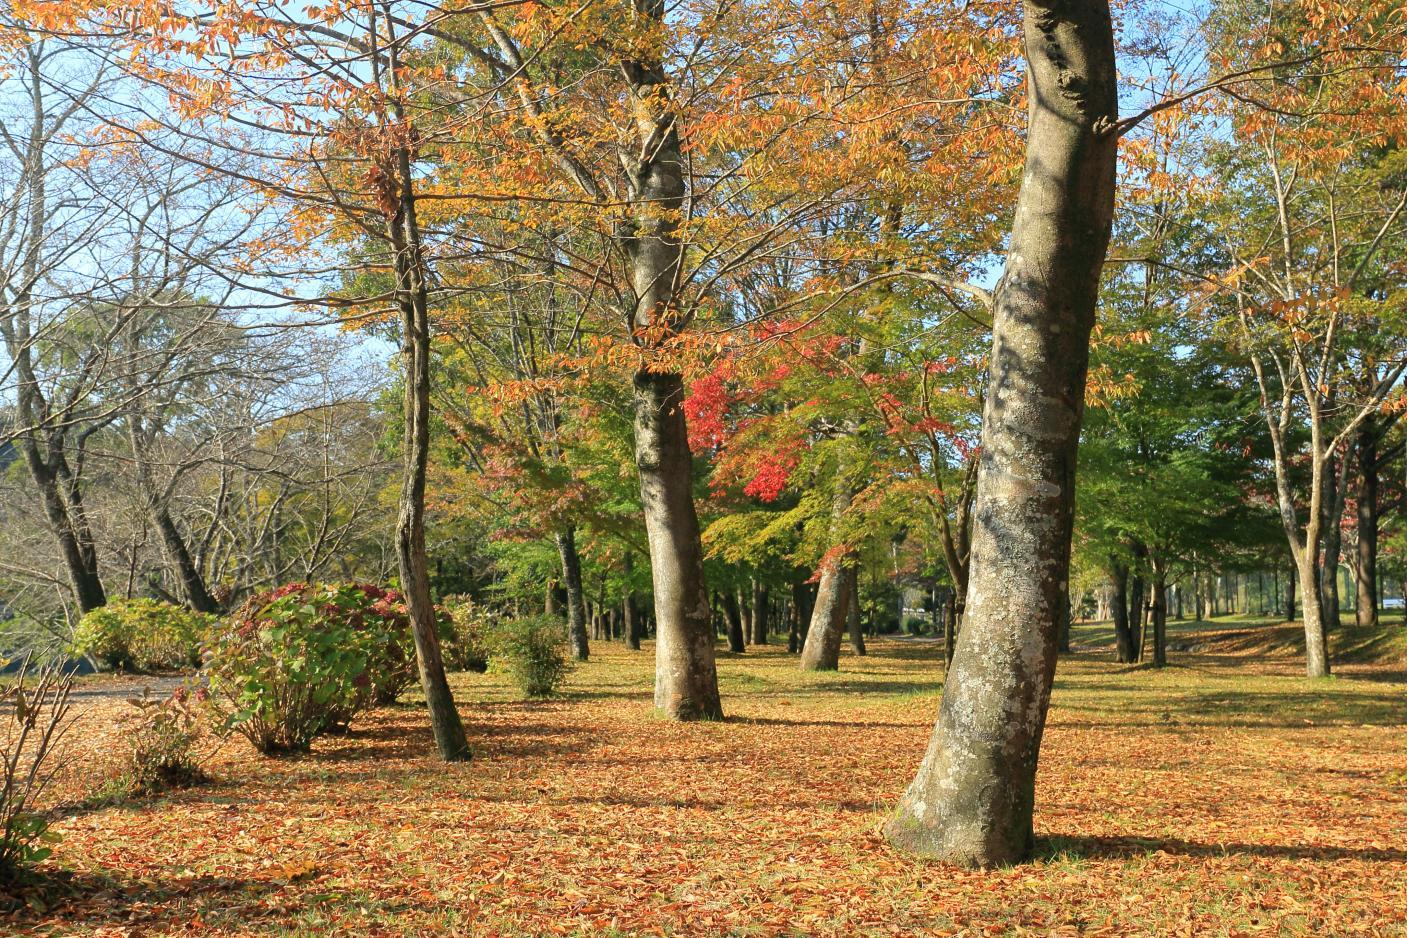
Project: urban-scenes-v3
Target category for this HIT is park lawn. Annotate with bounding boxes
[5,627,1407,937]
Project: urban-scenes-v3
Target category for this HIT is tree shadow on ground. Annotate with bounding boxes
[1040,834,1407,864]
[2,866,285,931]
[727,716,923,730]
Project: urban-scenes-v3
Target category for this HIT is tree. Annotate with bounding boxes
[883,0,1119,867]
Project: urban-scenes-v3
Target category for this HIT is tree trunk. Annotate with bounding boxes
[722,589,745,653]
[1151,560,1168,668]
[751,581,769,645]
[1111,563,1135,663]
[847,569,867,655]
[799,560,851,670]
[1355,421,1378,629]
[152,502,219,614]
[391,138,470,762]
[556,527,590,661]
[884,0,1117,867]
[1296,554,1331,677]
[1285,565,1296,623]
[1321,455,1343,632]
[18,446,107,614]
[737,585,752,647]
[623,551,642,649]
[632,371,722,720]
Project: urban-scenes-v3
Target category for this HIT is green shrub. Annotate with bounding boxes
[204,582,414,753]
[117,684,212,795]
[71,599,215,672]
[438,595,491,674]
[487,615,570,698]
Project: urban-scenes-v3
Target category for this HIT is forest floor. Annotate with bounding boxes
[6,615,1407,936]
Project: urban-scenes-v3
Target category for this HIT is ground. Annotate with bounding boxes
[6,615,1407,936]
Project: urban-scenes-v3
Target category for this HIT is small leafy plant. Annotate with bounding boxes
[71,599,216,672]
[0,658,75,886]
[204,583,414,753]
[438,595,491,674]
[118,684,214,795]
[487,615,570,698]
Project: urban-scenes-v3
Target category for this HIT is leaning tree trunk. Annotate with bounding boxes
[1355,421,1378,629]
[885,0,1117,867]
[152,503,219,614]
[633,371,723,719]
[801,482,856,671]
[19,448,107,614]
[556,526,590,661]
[390,144,470,762]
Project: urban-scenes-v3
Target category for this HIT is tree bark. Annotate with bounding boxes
[633,371,722,719]
[721,589,745,653]
[1110,562,1135,662]
[751,581,769,645]
[387,96,470,760]
[623,551,642,649]
[556,527,590,661]
[884,0,1117,867]
[1150,559,1168,668]
[800,559,852,670]
[1355,421,1378,629]
[847,569,867,656]
[1321,455,1344,632]
[1296,554,1331,677]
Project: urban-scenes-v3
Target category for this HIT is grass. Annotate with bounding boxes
[5,619,1407,936]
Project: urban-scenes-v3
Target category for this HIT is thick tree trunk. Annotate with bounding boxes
[556,527,590,661]
[800,483,855,670]
[632,371,722,719]
[721,589,745,653]
[800,560,851,670]
[1356,422,1378,629]
[885,0,1117,867]
[847,569,867,656]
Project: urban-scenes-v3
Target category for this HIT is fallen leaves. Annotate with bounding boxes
[5,636,1406,936]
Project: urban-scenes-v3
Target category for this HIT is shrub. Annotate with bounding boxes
[204,583,414,753]
[0,658,75,886]
[117,684,213,795]
[71,599,215,672]
[438,595,491,674]
[487,615,570,698]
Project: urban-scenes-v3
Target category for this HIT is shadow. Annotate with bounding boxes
[728,716,923,729]
[2,866,282,927]
[1040,834,1407,864]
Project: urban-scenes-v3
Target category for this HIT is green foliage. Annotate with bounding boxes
[487,615,570,698]
[204,583,414,754]
[71,599,216,672]
[117,685,212,795]
[438,595,491,674]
